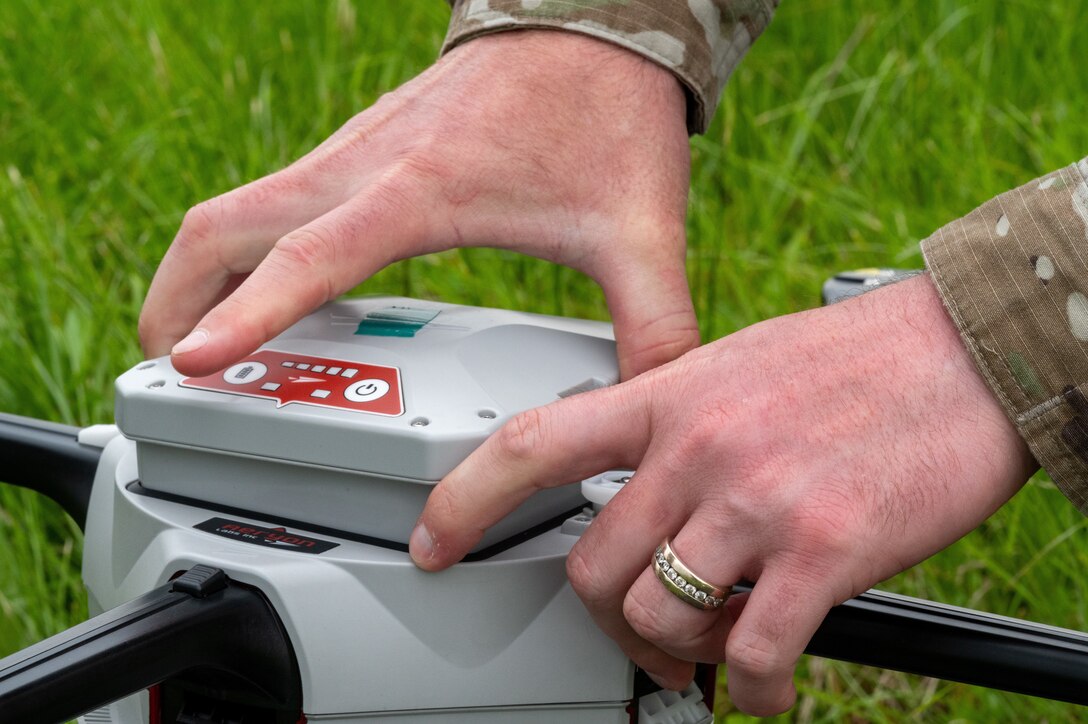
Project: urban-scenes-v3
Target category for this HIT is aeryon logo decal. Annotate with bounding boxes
[194,517,339,554]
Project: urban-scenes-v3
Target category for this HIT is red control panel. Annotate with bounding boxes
[179,349,404,417]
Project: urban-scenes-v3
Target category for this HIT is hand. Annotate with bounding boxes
[139,30,698,381]
[409,274,1037,715]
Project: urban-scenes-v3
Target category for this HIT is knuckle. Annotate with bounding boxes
[274,226,338,272]
[622,594,670,643]
[392,148,446,181]
[664,416,725,469]
[629,318,700,372]
[782,504,855,565]
[430,481,469,529]
[136,306,151,334]
[367,155,444,211]
[342,115,376,150]
[726,630,784,681]
[176,198,222,250]
[495,408,549,465]
[565,547,611,609]
[136,311,159,352]
[685,419,723,453]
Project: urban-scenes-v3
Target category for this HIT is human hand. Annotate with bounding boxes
[409,274,1037,715]
[139,30,698,381]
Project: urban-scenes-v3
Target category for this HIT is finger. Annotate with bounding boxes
[140,94,415,359]
[169,183,429,376]
[623,514,752,663]
[411,383,653,571]
[564,461,701,689]
[725,567,833,716]
[596,237,699,380]
[140,170,349,357]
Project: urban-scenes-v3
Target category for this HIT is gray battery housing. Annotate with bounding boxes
[114,298,618,549]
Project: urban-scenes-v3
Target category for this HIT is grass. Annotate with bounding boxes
[1,0,1086,720]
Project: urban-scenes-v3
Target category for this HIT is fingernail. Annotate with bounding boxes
[409,522,434,565]
[647,671,673,690]
[172,328,209,356]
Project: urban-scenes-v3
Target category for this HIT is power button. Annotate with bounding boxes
[344,379,390,403]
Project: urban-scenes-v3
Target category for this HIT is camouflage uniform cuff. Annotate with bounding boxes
[442,0,778,135]
[922,158,1088,514]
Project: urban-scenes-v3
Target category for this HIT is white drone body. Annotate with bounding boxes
[76,298,711,724]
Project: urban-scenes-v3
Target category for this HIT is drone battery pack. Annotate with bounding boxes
[114,298,618,550]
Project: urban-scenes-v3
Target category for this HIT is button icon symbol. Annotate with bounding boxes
[223,361,268,385]
[344,378,390,403]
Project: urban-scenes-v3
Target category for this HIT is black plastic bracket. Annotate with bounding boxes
[171,565,229,598]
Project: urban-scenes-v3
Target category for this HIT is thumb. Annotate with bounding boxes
[411,381,653,571]
[597,237,699,380]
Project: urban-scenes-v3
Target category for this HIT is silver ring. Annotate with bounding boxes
[652,538,727,610]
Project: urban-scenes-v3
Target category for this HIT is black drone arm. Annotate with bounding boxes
[0,566,303,724]
[731,582,1088,706]
[0,412,102,528]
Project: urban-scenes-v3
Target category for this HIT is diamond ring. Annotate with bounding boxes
[652,538,728,610]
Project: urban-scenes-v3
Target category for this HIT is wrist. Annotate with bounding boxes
[867,273,1039,483]
[442,29,687,132]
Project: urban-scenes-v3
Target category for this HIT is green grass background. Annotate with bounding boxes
[1,0,1086,720]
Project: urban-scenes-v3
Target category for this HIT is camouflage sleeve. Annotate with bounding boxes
[441,0,779,135]
[922,157,1088,514]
